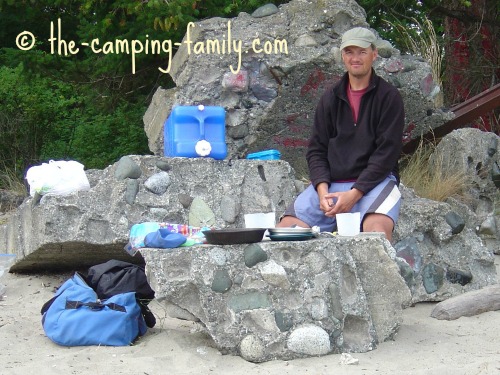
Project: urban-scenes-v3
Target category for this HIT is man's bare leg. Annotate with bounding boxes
[276,215,311,228]
[362,213,394,242]
[277,213,394,241]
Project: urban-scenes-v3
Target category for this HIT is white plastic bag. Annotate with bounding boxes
[25,160,91,197]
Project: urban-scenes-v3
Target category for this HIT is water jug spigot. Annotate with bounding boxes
[195,140,212,156]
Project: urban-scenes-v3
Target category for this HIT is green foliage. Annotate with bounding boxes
[65,102,151,169]
[0,63,75,174]
[0,62,150,178]
[356,0,445,55]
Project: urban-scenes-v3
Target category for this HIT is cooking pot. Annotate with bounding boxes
[203,228,266,245]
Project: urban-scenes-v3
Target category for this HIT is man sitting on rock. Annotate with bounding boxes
[277,27,405,242]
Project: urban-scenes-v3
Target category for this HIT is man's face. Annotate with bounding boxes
[341,46,378,79]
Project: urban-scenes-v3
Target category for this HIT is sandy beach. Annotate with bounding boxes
[1,255,499,375]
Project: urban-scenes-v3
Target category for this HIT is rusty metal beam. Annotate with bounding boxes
[402,82,500,155]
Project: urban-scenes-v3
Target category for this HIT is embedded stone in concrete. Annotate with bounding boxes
[258,260,290,289]
[155,160,172,171]
[144,172,170,195]
[188,197,216,228]
[244,243,268,268]
[251,3,279,18]
[239,334,266,363]
[479,216,497,236]
[446,267,473,286]
[212,269,232,293]
[445,211,466,234]
[125,179,139,205]
[287,325,331,356]
[227,292,272,313]
[422,263,445,294]
[178,193,193,209]
[114,155,142,180]
[222,71,249,92]
[220,195,240,224]
[274,310,293,332]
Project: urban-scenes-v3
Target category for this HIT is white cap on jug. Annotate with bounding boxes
[195,140,212,156]
[198,104,205,111]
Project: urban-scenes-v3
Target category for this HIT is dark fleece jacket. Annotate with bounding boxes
[306,70,405,194]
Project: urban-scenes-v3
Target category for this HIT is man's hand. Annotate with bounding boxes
[321,188,363,217]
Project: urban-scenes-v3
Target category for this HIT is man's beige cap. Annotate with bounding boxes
[340,27,376,50]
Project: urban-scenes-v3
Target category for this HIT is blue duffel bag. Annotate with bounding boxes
[41,272,147,346]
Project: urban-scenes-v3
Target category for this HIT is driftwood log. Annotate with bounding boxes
[430,284,500,320]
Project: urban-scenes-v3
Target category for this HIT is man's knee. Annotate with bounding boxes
[277,215,311,228]
[362,213,394,240]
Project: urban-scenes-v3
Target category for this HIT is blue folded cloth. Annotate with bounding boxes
[144,228,187,248]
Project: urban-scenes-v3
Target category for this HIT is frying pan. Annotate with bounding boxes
[203,228,266,245]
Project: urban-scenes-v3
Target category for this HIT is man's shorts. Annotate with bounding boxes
[282,175,402,233]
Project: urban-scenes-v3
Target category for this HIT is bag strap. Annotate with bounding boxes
[65,300,126,313]
[41,295,57,315]
[41,272,91,315]
[138,301,156,328]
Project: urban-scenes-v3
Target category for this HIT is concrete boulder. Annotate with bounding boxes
[393,184,497,304]
[2,157,297,272]
[141,234,412,362]
[430,129,500,253]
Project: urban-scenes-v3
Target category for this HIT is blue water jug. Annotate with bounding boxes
[164,105,227,159]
